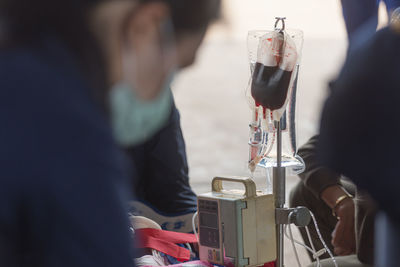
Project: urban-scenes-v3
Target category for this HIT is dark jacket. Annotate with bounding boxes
[298,135,376,264]
[126,101,197,215]
[0,38,134,266]
[319,25,400,222]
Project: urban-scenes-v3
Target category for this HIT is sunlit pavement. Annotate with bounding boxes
[172,1,387,265]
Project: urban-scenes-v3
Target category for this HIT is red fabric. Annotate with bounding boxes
[135,228,276,266]
[262,262,276,267]
[135,228,197,262]
[137,228,197,244]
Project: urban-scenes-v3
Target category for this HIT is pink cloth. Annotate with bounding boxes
[140,258,275,267]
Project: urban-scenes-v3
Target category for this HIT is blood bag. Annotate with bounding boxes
[246,26,305,174]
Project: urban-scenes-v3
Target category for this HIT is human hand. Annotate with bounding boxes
[331,197,356,255]
[321,185,356,256]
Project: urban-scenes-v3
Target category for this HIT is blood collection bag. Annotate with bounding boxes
[251,31,295,112]
[246,25,305,174]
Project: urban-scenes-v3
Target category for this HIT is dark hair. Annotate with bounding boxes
[0,0,220,107]
[161,0,221,36]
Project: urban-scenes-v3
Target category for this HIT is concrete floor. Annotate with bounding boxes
[172,1,387,266]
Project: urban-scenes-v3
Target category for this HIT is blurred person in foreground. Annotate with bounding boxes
[318,9,400,267]
[289,4,400,267]
[125,2,221,233]
[290,138,376,267]
[341,0,400,43]
[0,0,219,266]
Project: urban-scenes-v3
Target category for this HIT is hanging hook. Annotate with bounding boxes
[274,17,286,32]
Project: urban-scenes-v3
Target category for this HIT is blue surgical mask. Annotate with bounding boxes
[111,17,177,146]
[110,81,173,146]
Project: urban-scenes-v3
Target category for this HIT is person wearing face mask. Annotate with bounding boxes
[0,0,219,266]
[122,1,221,233]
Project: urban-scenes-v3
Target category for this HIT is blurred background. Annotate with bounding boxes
[172,0,388,265]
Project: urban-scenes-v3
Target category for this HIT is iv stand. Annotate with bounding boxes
[273,17,287,267]
[272,92,311,267]
[273,120,286,267]
[271,17,311,267]
[272,115,312,267]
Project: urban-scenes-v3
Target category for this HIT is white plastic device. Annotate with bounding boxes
[197,177,276,267]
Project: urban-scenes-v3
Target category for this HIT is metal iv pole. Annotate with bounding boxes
[271,17,311,267]
[273,120,286,267]
[272,74,311,267]
[272,17,287,267]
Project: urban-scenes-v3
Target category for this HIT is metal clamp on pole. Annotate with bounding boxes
[276,207,311,227]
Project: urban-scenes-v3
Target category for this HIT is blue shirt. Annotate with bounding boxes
[0,38,134,266]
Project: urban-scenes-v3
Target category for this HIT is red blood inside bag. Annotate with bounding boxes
[251,63,292,110]
[250,32,294,111]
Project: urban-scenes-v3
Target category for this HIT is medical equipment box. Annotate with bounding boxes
[198,177,276,267]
